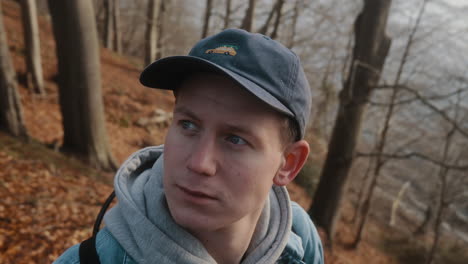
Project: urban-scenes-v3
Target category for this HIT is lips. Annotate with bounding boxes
[177,185,217,200]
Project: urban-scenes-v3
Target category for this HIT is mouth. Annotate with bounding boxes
[177,185,217,200]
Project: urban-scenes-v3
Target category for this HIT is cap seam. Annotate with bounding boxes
[287,53,299,110]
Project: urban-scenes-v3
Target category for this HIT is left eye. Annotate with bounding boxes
[226,135,247,145]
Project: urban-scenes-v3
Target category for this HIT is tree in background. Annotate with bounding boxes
[310,0,393,242]
[20,0,45,95]
[112,0,122,53]
[0,1,28,139]
[119,0,145,56]
[145,0,162,66]
[425,107,458,264]
[310,57,336,138]
[97,0,121,53]
[155,0,166,60]
[48,0,117,171]
[286,0,302,49]
[201,0,212,38]
[269,0,284,39]
[224,0,231,29]
[102,0,122,53]
[103,0,114,50]
[258,0,284,37]
[240,0,256,32]
[350,0,428,248]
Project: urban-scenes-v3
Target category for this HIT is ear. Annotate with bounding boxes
[273,140,310,186]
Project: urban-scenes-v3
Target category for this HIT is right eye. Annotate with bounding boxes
[180,120,197,131]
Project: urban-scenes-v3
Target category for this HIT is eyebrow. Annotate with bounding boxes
[174,106,258,139]
[173,106,201,123]
[222,123,256,138]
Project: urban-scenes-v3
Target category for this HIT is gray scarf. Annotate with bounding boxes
[104,146,292,264]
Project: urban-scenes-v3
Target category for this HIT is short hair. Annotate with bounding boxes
[280,116,300,146]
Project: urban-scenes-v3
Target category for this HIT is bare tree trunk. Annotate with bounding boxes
[350,159,373,223]
[270,0,284,39]
[426,187,446,264]
[94,0,105,44]
[20,0,45,95]
[425,91,463,263]
[121,0,144,55]
[0,2,28,139]
[240,0,256,32]
[311,56,334,137]
[155,0,166,60]
[145,0,161,65]
[389,181,411,226]
[48,0,117,171]
[413,206,431,236]
[309,0,392,243]
[257,0,279,35]
[286,0,301,49]
[350,0,427,248]
[201,0,213,38]
[103,0,114,50]
[113,0,121,54]
[426,130,452,264]
[224,0,231,29]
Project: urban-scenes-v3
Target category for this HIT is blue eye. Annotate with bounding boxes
[226,135,247,145]
[180,120,197,131]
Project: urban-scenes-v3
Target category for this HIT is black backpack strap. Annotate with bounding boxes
[79,191,116,264]
[79,236,100,264]
[93,191,116,236]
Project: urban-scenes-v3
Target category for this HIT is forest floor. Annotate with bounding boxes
[1,1,402,263]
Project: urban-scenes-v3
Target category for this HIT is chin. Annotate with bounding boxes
[168,202,220,232]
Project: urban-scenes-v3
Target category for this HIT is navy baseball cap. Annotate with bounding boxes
[140,28,311,140]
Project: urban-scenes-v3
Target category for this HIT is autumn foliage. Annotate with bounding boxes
[0,133,113,263]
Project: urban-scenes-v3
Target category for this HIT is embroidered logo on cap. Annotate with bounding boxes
[205,45,238,56]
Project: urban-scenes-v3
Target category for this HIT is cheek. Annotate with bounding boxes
[163,128,186,181]
[227,150,281,178]
[223,155,279,200]
[165,124,182,147]
[164,125,189,161]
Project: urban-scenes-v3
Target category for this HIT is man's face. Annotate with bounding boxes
[163,74,287,233]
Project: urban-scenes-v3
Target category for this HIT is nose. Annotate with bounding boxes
[186,136,217,176]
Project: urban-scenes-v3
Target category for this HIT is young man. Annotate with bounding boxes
[55,29,323,264]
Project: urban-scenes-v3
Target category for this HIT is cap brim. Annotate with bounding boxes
[139,56,294,117]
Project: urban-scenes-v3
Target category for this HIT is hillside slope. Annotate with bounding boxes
[0,0,174,262]
[2,0,175,164]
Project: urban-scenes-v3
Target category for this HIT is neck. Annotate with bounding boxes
[189,205,264,264]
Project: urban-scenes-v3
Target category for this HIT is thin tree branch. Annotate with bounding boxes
[368,87,467,106]
[355,151,468,171]
[375,84,468,138]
